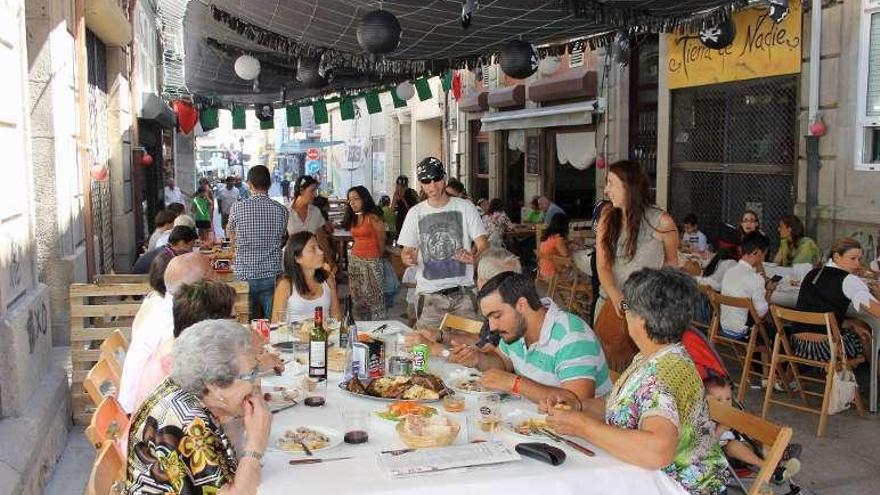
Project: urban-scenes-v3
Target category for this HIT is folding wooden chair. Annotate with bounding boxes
[708,400,793,495]
[85,442,126,495]
[708,292,777,405]
[85,396,128,456]
[99,329,129,378]
[83,358,120,408]
[764,305,865,437]
[439,313,483,335]
[549,255,592,314]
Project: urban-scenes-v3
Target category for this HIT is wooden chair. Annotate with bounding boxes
[549,255,592,315]
[85,396,128,456]
[764,305,865,437]
[99,329,129,378]
[439,313,483,335]
[85,442,126,495]
[708,400,793,495]
[691,285,717,334]
[83,358,120,408]
[707,292,777,404]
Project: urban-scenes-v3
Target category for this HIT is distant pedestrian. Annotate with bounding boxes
[216,176,241,230]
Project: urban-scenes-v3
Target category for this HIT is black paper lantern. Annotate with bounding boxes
[297,56,326,89]
[357,10,402,55]
[500,40,538,79]
[699,17,736,50]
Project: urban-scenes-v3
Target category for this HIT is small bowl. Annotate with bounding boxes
[442,394,466,413]
[396,419,460,449]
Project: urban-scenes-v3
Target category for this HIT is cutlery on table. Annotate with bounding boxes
[538,427,595,457]
[270,401,298,414]
[289,457,353,465]
[380,448,415,456]
[297,440,313,456]
[372,324,389,334]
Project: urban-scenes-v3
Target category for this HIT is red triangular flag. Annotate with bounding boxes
[452,71,463,101]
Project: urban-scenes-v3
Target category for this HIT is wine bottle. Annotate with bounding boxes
[340,296,353,348]
[308,307,328,379]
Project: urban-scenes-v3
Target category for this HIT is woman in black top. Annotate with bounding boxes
[392,175,419,237]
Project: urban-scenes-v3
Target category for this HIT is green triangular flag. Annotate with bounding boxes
[364,92,382,114]
[200,107,219,131]
[390,88,407,108]
[313,100,328,125]
[232,105,246,129]
[415,77,432,101]
[340,98,355,121]
[442,71,452,92]
[260,117,274,130]
[286,105,301,127]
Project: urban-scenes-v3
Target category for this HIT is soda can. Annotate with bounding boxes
[365,338,385,378]
[411,344,429,373]
[252,319,270,342]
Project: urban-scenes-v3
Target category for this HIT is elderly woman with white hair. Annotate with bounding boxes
[542,268,728,495]
[127,319,271,494]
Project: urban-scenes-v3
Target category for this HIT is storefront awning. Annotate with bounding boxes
[479,100,605,133]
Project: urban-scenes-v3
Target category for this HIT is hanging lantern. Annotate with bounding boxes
[461,0,477,29]
[596,156,606,169]
[699,17,736,50]
[396,81,415,100]
[90,164,108,181]
[297,56,326,89]
[539,56,560,76]
[173,100,199,135]
[356,9,402,55]
[809,116,827,137]
[141,153,154,167]
[234,54,261,80]
[500,40,539,79]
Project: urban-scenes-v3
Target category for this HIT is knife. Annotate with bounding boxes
[289,457,353,465]
[538,427,595,457]
[270,401,298,414]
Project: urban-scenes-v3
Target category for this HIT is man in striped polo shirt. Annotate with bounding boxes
[451,272,611,404]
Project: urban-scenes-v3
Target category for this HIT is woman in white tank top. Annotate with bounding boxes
[279,231,342,323]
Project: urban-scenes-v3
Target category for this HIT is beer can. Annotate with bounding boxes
[411,344,429,373]
[252,319,270,342]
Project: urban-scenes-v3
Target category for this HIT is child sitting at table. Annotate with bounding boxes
[704,373,802,485]
[537,213,570,281]
[682,213,709,254]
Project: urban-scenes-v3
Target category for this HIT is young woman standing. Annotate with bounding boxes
[342,186,387,320]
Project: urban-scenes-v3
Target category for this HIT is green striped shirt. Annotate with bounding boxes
[499,301,612,397]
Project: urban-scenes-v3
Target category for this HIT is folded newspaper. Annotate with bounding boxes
[377,441,521,478]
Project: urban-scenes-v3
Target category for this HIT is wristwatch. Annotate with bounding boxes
[241,450,264,466]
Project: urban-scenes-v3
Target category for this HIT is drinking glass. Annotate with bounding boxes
[303,377,327,407]
[342,409,370,444]
[466,414,498,443]
[478,393,501,418]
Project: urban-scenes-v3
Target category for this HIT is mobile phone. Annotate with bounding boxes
[769,274,783,283]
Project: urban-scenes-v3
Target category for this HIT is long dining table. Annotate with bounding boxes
[259,321,689,495]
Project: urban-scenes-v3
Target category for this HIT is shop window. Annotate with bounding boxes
[857,3,880,170]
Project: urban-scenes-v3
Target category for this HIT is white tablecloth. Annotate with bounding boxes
[259,357,687,495]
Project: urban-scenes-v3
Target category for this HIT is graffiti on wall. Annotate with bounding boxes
[25,300,48,354]
[849,230,879,263]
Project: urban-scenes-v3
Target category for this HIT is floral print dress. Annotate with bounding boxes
[127,378,237,494]
[605,344,728,495]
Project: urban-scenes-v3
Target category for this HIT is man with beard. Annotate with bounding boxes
[451,272,612,405]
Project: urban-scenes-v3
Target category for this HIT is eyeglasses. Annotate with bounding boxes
[237,366,261,383]
[420,177,442,185]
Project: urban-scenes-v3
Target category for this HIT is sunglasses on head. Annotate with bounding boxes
[420,177,442,185]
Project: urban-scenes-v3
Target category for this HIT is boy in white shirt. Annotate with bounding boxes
[681,213,709,253]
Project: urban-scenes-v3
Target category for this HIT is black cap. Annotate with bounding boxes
[416,157,445,182]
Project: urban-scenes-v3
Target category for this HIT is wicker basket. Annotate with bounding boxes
[396,420,460,448]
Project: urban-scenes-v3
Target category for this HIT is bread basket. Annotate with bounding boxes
[396,419,460,448]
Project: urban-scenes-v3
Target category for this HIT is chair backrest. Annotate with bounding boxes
[83,358,120,408]
[99,330,129,377]
[85,442,126,495]
[708,292,764,338]
[85,396,129,451]
[708,401,792,495]
[439,313,484,335]
[768,305,846,365]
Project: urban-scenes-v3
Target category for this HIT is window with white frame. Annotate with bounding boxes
[857,0,880,170]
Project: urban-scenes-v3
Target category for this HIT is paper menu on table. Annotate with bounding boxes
[377,441,521,478]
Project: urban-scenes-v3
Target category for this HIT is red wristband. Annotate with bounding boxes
[511,375,523,396]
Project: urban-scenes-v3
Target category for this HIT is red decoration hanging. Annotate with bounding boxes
[452,71,462,101]
[173,100,199,135]
[596,156,606,169]
[809,117,827,137]
[90,164,108,181]
[141,153,154,167]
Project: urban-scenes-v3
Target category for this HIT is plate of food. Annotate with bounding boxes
[339,372,450,402]
[376,401,437,421]
[449,377,495,396]
[396,414,460,448]
[272,426,343,455]
[503,404,569,438]
[262,384,301,410]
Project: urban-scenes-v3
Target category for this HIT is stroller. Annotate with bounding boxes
[682,327,802,495]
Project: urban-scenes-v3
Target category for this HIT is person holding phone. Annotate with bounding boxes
[719,232,779,388]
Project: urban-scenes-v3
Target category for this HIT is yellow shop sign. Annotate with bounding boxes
[665,4,802,89]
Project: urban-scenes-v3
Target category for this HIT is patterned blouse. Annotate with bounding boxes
[127,378,237,494]
[482,211,513,247]
[605,344,728,495]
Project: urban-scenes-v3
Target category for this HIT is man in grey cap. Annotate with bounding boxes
[398,157,489,332]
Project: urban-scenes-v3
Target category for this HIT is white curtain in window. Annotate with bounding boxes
[507,129,525,152]
[555,131,595,170]
[869,13,880,116]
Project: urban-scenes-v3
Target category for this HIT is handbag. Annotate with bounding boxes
[594,298,638,373]
[825,313,858,415]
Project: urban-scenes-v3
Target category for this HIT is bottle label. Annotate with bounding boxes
[309,341,327,370]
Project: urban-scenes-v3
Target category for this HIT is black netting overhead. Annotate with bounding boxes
[169,0,746,101]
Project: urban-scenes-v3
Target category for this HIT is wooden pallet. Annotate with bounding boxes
[69,281,250,425]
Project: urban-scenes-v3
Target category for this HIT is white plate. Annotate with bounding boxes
[449,377,495,396]
[269,425,343,456]
[502,408,550,438]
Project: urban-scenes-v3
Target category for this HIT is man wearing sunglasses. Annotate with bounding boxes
[398,157,489,331]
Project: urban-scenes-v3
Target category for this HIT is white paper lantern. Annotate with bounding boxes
[234,55,261,80]
[396,81,415,100]
[539,56,560,75]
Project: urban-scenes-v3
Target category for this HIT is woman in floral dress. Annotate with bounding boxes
[127,320,270,494]
[543,267,729,495]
